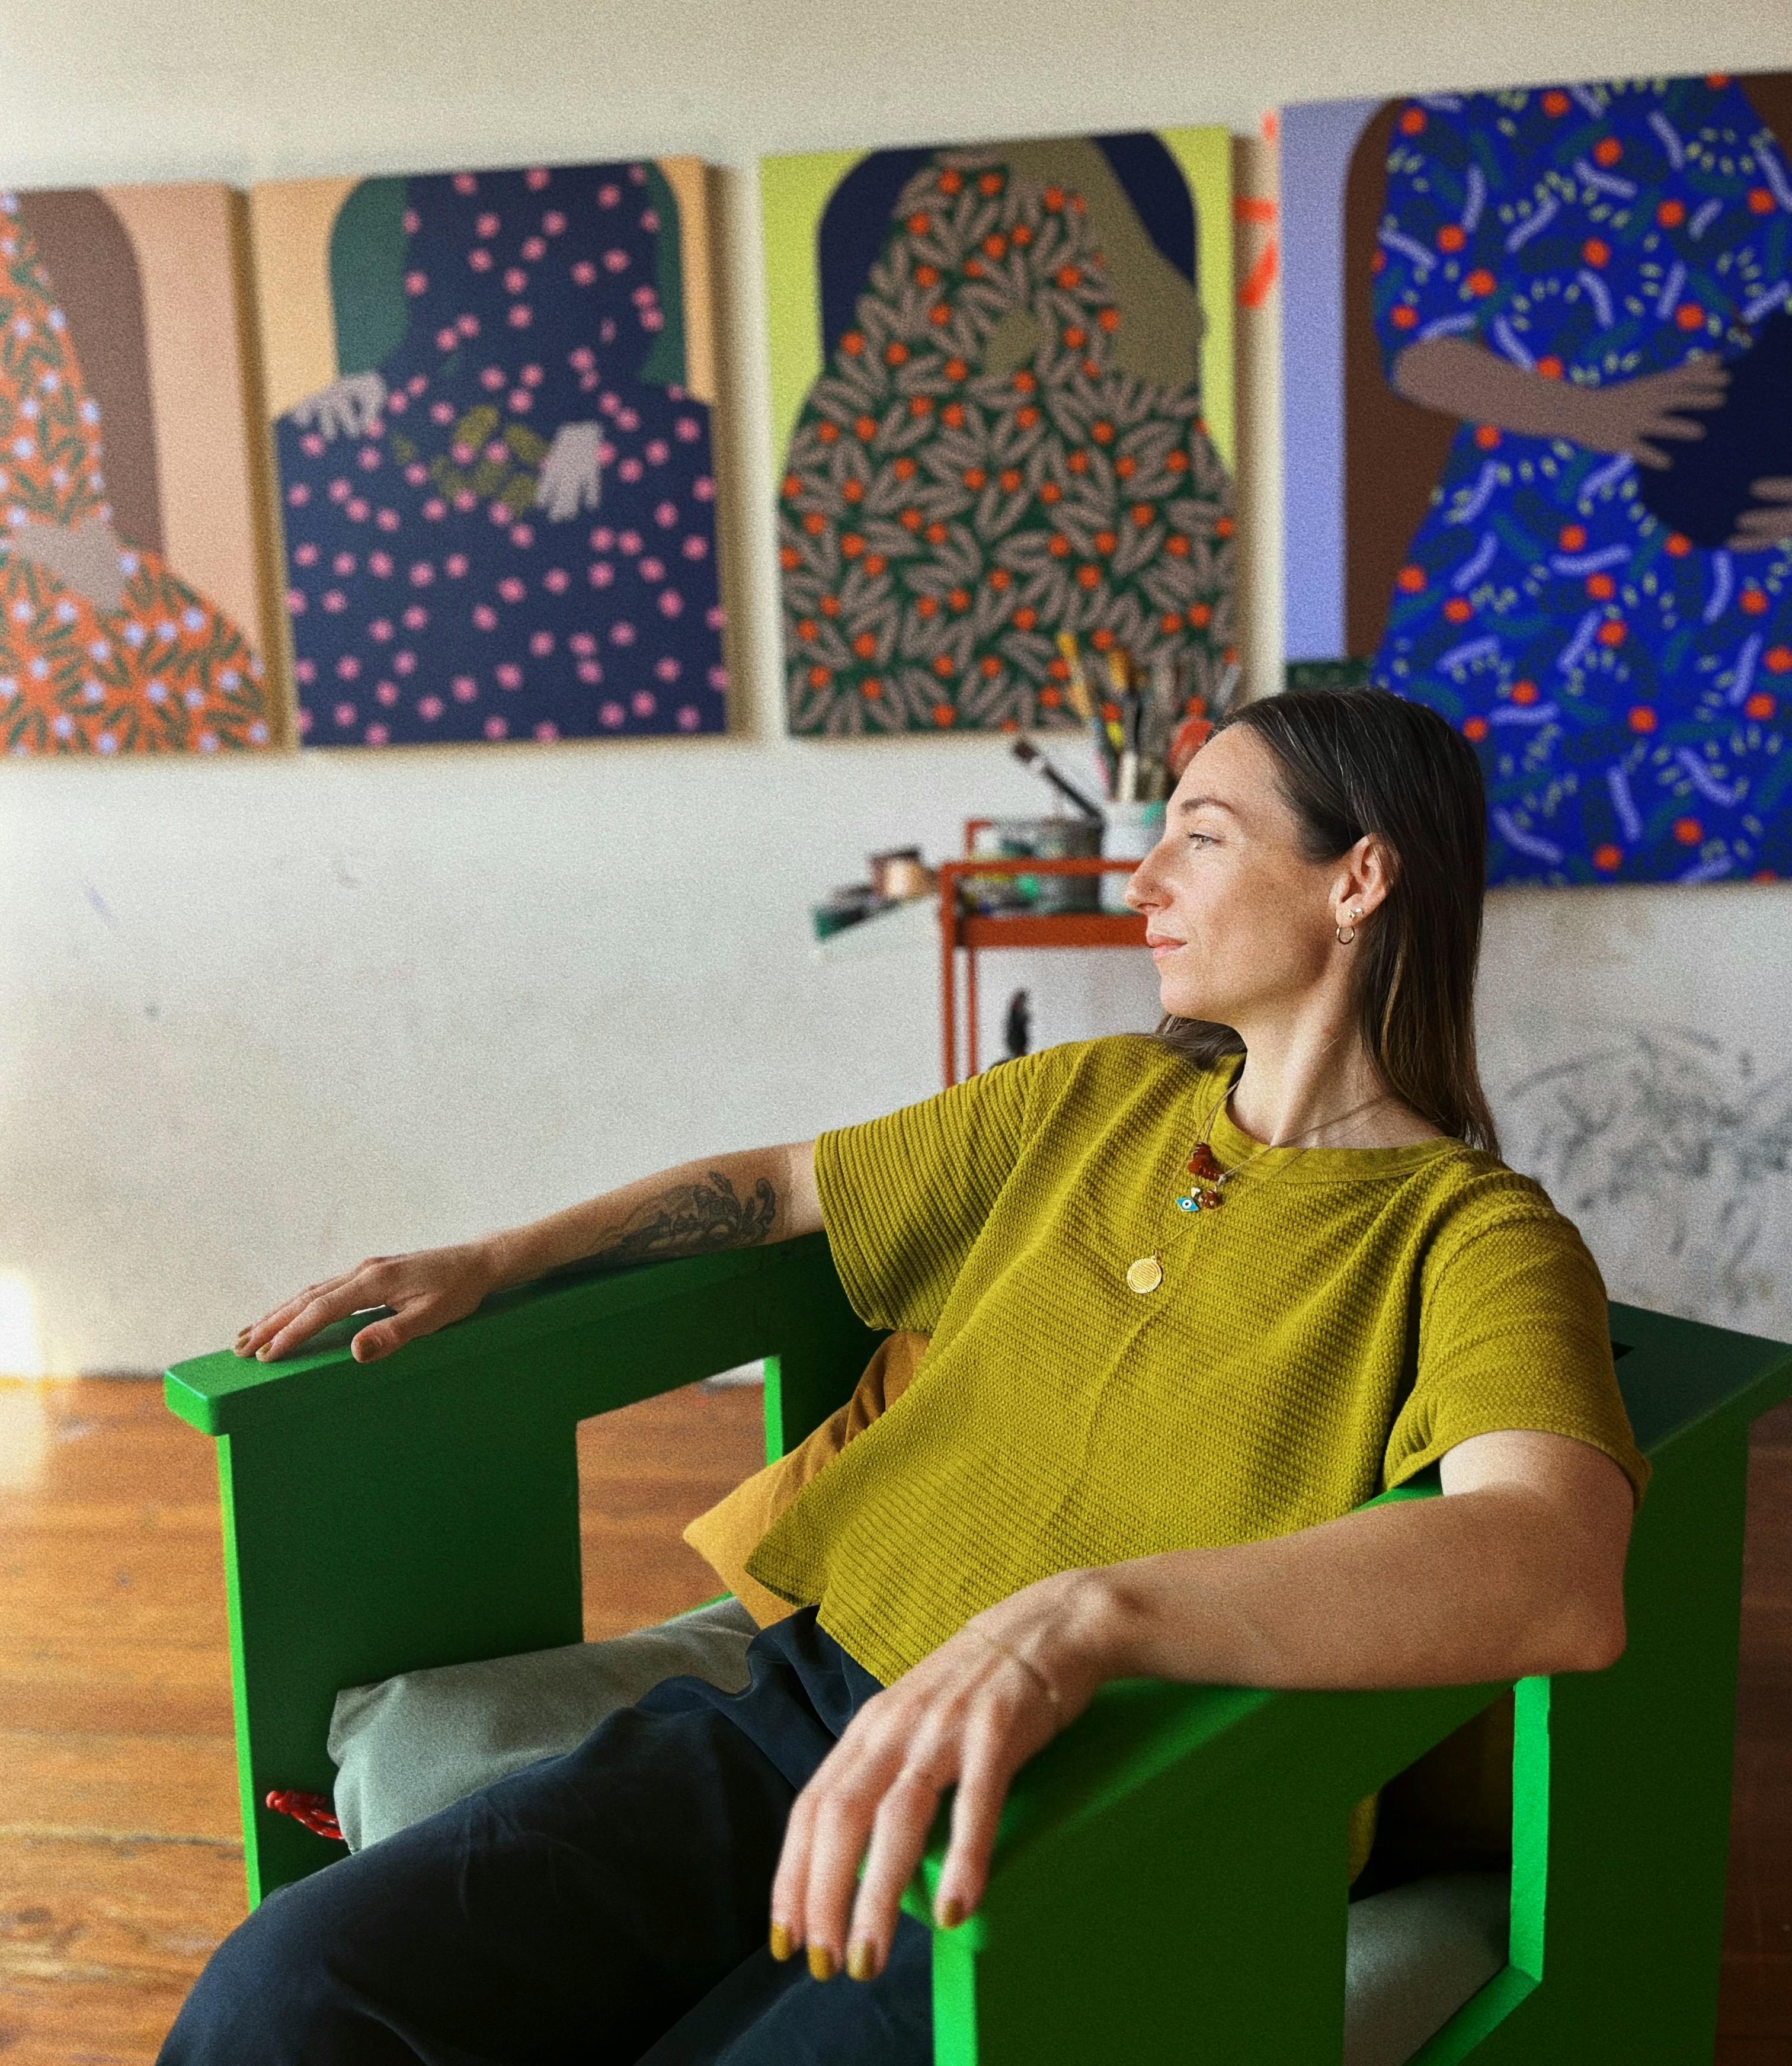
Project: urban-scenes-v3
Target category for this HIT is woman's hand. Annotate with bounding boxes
[1730,475,1792,552]
[535,422,606,521]
[769,1570,1114,1985]
[1557,358,1729,467]
[7,515,127,612]
[1391,337,1728,465]
[289,372,389,443]
[234,1241,501,1364]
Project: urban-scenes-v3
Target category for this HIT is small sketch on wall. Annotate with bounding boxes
[1502,1027,1792,1331]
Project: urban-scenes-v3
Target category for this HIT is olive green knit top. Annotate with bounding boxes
[747,1036,1650,1699]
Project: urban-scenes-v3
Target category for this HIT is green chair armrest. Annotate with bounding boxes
[902,1480,1511,2059]
[166,1231,878,1460]
[166,1233,879,1903]
[922,1675,1518,2064]
[909,1320,1792,2065]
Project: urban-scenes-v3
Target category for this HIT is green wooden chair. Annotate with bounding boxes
[165,1231,1789,2062]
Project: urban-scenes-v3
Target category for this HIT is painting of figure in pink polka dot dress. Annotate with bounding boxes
[253,160,728,747]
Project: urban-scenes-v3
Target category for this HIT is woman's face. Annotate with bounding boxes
[1124,725,1356,1029]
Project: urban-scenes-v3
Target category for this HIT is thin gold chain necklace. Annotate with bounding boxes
[1124,1080,1392,1296]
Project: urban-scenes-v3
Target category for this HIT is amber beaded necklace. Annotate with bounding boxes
[1124,1078,1393,1295]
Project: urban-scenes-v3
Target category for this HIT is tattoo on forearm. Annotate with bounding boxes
[593,1172,778,1268]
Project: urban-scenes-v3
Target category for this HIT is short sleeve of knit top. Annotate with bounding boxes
[814,1049,1042,1335]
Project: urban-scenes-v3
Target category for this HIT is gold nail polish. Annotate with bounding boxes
[847,1940,878,1984]
[807,1944,837,1982]
[768,1921,793,1963]
[939,1897,965,1929]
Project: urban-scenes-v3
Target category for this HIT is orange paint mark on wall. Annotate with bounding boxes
[1239,239,1279,308]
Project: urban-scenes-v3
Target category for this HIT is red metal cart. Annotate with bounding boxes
[937,820,1148,1087]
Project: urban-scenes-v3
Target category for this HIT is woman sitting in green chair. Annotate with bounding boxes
[165,687,1647,2065]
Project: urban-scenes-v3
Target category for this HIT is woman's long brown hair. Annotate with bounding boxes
[1155,686,1501,1155]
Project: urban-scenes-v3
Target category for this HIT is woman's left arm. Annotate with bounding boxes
[772,1428,1632,1984]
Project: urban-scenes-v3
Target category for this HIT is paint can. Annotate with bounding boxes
[967,816,1102,914]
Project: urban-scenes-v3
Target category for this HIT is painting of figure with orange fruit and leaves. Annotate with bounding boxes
[764,132,1236,735]
[0,184,276,755]
[1283,74,1792,887]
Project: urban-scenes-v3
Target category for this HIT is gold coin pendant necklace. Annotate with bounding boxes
[1127,1082,1390,1295]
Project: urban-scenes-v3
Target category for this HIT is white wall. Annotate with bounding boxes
[2,0,1790,1372]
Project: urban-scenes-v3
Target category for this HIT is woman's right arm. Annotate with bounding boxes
[1391,338,1792,549]
[235,1140,821,1365]
[1390,335,1729,465]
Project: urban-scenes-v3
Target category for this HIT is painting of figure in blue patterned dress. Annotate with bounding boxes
[1283,76,1792,886]
[261,161,728,747]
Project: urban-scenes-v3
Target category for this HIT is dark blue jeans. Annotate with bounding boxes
[159,1609,933,2065]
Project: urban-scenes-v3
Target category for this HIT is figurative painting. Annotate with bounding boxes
[1282,76,1792,885]
[251,160,728,748]
[0,184,276,754]
[764,132,1235,735]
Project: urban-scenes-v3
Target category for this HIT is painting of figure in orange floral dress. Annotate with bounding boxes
[764,133,1236,735]
[0,185,276,754]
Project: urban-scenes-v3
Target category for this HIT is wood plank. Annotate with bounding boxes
[1739,1443,1792,1674]
[0,1669,233,1742]
[4,1590,234,1652]
[0,1986,187,2066]
[1725,1733,1792,1955]
[577,1381,766,1641]
[0,1829,244,2060]
[0,1830,243,1979]
[0,1376,233,1773]
[0,1728,238,1845]
[1752,1399,1792,1446]
[1717,1954,1792,2039]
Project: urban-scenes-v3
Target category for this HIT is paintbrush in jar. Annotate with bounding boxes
[1009,737,1106,820]
[1106,649,1140,803]
[1057,630,1117,796]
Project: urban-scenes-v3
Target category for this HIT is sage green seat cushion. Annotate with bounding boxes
[1344,1870,1509,2066]
[328,1594,758,1853]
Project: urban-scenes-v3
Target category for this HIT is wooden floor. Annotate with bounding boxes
[0,1373,769,2062]
[1,1378,1787,2062]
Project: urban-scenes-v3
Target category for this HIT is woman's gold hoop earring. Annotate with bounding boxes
[1335,908,1361,946]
